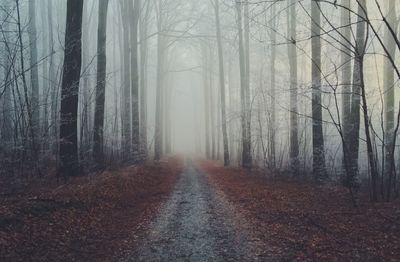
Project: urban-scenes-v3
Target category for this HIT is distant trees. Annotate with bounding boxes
[1,0,400,203]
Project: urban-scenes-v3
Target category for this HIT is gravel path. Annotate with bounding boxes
[130,160,253,262]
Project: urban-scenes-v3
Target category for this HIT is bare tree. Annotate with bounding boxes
[130,0,141,162]
[212,0,230,166]
[311,0,326,180]
[58,0,84,176]
[288,0,299,173]
[383,0,397,197]
[93,0,110,168]
[236,0,252,168]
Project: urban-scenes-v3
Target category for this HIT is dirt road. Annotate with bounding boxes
[131,160,254,261]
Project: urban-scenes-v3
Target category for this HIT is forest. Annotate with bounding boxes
[0,0,400,261]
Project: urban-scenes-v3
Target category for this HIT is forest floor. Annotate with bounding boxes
[198,160,400,261]
[0,157,183,262]
[1,158,400,261]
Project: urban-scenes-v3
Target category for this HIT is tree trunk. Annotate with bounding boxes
[209,47,216,160]
[93,0,109,168]
[288,0,299,173]
[154,0,165,160]
[28,0,40,141]
[383,0,397,200]
[341,0,353,185]
[202,42,211,159]
[139,1,150,159]
[270,3,277,169]
[59,0,84,176]
[236,1,252,168]
[348,0,367,187]
[214,0,230,166]
[1,3,13,143]
[130,0,141,162]
[311,0,326,180]
[121,0,132,161]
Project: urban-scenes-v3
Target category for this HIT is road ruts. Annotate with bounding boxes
[130,160,253,262]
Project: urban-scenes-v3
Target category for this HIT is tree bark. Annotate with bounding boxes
[154,0,165,160]
[139,1,150,159]
[93,0,109,168]
[28,0,40,140]
[130,0,141,162]
[58,0,84,176]
[288,0,299,173]
[214,0,230,166]
[341,0,353,185]
[348,0,367,187]
[121,0,132,161]
[311,0,326,180]
[236,1,252,168]
[383,0,397,199]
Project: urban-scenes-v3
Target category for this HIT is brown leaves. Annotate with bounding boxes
[198,159,400,261]
[0,157,183,262]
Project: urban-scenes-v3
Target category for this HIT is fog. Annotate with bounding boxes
[1,0,400,198]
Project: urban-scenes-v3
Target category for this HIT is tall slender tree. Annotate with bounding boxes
[154,0,165,160]
[58,0,84,176]
[236,0,252,168]
[288,0,299,173]
[270,3,277,168]
[130,0,141,162]
[383,0,397,197]
[93,0,110,167]
[28,0,40,139]
[311,0,326,180]
[341,0,353,184]
[348,0,367,186]
[202,41,211,159]
[120,0,132,161]
[213,0,230,166]
[139,0,151,159]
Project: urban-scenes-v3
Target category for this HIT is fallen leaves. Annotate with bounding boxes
[0,157,183,262]
[198,159,400,261]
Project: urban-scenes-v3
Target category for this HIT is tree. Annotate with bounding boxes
[288,0,299,173]
[202,41,211,159]
[93,0,110,168]
[236,0,252,168]
[28,0,40,139]
[130,0,141,162]
[383,0,397,198]
[58,0,84,176]
[348,0,367,187]
[311,0,326,180]
[120,0,132,161]
[139,0,151,159]
[340,0,352,185]
[213,0,230,166]
[1,1,13,143]
[268,3,277,169]
[154,0,166,160]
